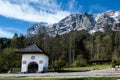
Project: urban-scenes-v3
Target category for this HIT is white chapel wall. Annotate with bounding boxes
[21,54,48,73]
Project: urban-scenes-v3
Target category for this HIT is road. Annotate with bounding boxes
[0,69,120,78]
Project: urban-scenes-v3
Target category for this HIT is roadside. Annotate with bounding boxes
[0,69,120,78]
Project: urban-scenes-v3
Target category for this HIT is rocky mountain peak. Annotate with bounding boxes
[26,10,120,37]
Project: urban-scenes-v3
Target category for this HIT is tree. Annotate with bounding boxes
[0,48,21,72]
[10,33,18,48]
[17,35,25,48]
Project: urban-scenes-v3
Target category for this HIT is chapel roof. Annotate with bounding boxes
[16,44,47,55]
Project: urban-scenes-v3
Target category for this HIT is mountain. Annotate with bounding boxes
[26,10,120,37]
[26,22,48,37]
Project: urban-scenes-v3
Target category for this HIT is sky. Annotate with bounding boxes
[0,0,120,38]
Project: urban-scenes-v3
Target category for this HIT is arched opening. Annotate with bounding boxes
[28,62,38,73]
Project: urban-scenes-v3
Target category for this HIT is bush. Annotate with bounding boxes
[72,55,87,67]
[111,58,120,68]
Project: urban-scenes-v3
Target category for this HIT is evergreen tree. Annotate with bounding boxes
[10,33,18,48]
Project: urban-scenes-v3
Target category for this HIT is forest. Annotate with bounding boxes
[0,29,120,72]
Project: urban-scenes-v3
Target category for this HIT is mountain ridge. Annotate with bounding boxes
[26,10,120,37]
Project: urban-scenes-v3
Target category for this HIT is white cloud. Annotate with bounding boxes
[0,28,14,38]
[4,27,24,34]
[69,0,75,10]
[0,26,24,38]
[0,0,71,24]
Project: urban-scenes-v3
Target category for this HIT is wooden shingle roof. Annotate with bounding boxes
[16,44,46,54]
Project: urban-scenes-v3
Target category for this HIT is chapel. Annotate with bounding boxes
[16,44,49,73]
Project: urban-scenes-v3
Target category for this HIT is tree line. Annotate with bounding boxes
[0,29,120,72]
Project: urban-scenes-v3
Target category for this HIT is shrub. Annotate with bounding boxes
[111,58,120,68]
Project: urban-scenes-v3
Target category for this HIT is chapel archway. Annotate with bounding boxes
[28,62,38,73]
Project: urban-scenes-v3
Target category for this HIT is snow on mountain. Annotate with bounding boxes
[26,10,120,37]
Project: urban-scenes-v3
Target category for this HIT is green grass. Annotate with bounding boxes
[64,64,111,71]
[0,77,120,80]
[0,65,111,74]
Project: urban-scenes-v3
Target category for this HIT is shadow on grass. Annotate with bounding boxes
[48,70,90,73]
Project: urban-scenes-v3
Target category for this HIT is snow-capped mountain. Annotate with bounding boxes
[26,10,120,37]
[26,22,48,37]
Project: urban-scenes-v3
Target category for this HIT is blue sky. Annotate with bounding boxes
[0,0,120,38]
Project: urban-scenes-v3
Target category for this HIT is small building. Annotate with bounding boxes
[16,44,49,73]
[90,60,112,65]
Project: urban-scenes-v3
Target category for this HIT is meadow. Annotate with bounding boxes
[64,64,110,71]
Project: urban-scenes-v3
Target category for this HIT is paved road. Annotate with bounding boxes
[0,69,120,78]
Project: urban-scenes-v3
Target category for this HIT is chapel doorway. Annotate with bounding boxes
[28,62,38,73]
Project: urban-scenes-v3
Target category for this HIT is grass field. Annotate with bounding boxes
[64,64,111,71]
[0,77,120,80]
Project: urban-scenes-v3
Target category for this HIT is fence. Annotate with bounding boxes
[8,68,21,73]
